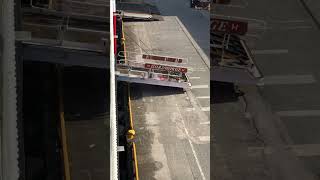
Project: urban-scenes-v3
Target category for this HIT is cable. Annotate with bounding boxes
[123,28,154,54]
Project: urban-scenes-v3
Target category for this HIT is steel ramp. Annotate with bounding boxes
[115,65,191,89]
[115,50,191,89]
[116,74,191,89]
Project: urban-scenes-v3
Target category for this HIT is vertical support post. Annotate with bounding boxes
[57,66,71,180]
[1,0,19,179]
[110,1,119,180]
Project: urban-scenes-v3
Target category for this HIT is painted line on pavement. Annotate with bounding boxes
[286,26,313,30]
[189,77,201,80]
[270,20,306,23]
[198,136,210,142]
[186,107,195,112]
[291,144,320,156]
[175,104,207,180]
[253,26,312,30]
[249,144,320,157]
[276,110,320,117]
[246,34,260,38]
[200,121,210,125]
[262,75,316,85]
[201,107,210,112]
[196,96,210,99]
[252,49,288,55]
[191,85,209,89]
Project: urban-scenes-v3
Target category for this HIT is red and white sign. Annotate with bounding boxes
[145,63,187,73]
[142,54,183,63]
[211,18,248,35]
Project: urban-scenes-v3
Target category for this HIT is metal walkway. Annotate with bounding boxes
[115,16,191,89]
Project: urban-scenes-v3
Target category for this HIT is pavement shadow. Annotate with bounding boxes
[62,66,110,180]
[23,62,63,180]
[211,81,239,104]
[129,83,185,100]
[62,66,110,121]
[130,86,160,180]
[117,1,161,15]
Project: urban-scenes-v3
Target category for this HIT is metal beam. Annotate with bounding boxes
[1,0,19,179]
[22,7,110,23]
[22,43,109,68]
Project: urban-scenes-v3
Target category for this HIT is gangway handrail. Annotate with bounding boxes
[117,58,189,67]
[117,64,187,78]
[117,60,188,75]
[117,57,189,69]
[116,64,189,84]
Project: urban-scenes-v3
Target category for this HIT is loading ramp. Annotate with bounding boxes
[114,14,192,89]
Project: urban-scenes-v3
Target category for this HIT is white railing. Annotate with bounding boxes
[109,0,118,180]
[116,62,189,83]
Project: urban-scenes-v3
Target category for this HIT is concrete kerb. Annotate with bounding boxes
[174,16,210,69]
[299,0,320,30]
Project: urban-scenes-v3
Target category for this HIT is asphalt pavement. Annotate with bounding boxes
[213,0,320,179]
[131,84,210,180]
[145,0,210,57]
[125,16,210,180]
